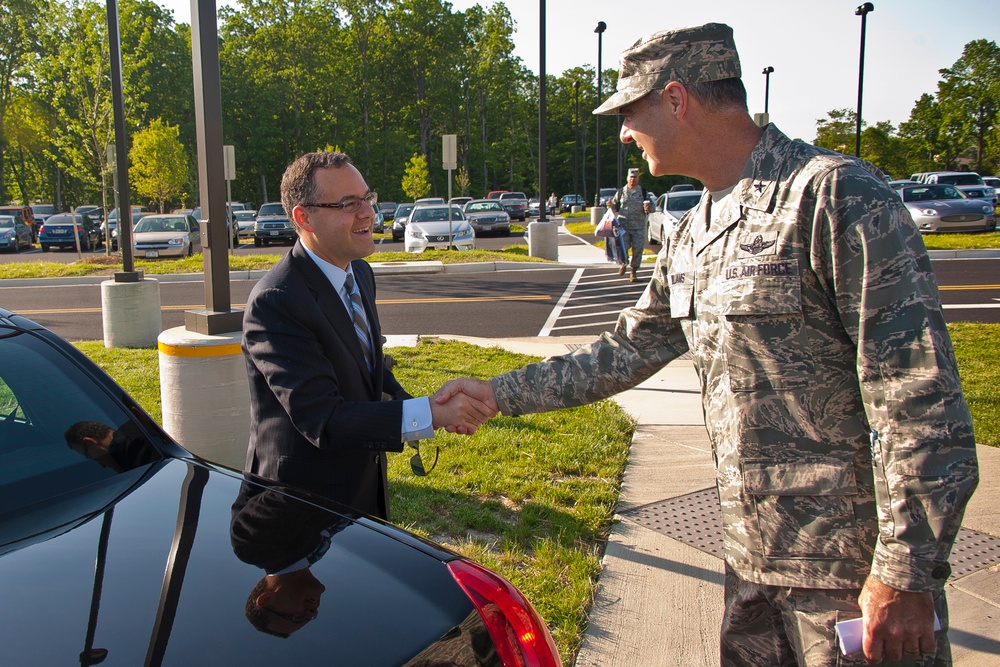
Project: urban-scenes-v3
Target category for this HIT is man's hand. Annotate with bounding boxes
[858,576,936,664]
[432,379,499,434]
[430,379,498,435]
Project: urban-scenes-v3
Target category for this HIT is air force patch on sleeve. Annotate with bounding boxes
[738,231,778,258]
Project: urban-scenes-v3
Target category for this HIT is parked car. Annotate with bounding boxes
[379,201,398,221]
[462,199,511,236]
[391,203,416,242]
[898,184,996,234]
[668,184,696,192]
[404,204,475,252]
[0,205,36,241]
[415,197,446,205]
[498,192,528,221]
[192,205,240,246]
[527,198,541,217]
[919,172,996,204]
[29,204,57,233]
[103,209,147,251]
[234,209,257,236]
[72,204,103,224]
[449,196,473,209]
[372,211,385,234]
[38,212,102,251]
[559,194,585,213]
[647,190,702,246]
[597,187,618,207]
[0,308,561,667]
[0,215,33,252]
[487,190,508,200]
[132,214,201,258]
[253,201,296,247]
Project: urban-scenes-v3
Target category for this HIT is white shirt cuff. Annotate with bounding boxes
[402,396,435,441]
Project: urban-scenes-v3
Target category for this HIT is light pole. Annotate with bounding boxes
[855,3,874,158]
[573,80,580,198]
[762,66,774,115]
[538,0,548,222]
[594,21,606,207]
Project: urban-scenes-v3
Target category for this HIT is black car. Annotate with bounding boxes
[0,308,560,666]
[253,202,297,247]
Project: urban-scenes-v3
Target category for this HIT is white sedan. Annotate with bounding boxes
[647,190,702,247]
[132,214,201,258]
[404,205,476,253]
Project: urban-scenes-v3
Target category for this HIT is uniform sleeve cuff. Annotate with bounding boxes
[870,546,951,592]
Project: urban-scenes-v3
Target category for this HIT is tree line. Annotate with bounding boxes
[2,0,998,216]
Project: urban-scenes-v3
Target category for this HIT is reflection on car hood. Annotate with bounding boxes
[0,459,483,665]
[133,232,190,242]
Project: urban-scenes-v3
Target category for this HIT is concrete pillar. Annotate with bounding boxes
[101,278,162,348]
[591,205,608,226]
[571,205,585,213]
[158,326,250,469]
[527,220,559,261]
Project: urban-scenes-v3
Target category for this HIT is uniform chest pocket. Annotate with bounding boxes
[720,260,814,392]
[668,272,694,319]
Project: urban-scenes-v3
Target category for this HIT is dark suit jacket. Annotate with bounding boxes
[243,241,410,519]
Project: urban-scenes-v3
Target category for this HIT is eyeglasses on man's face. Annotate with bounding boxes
[305,191,378,214]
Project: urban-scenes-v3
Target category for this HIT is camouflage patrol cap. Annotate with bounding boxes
[593,23,741,115]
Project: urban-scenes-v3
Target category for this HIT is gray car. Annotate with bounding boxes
[462,199,511,236]
[0,215,33,252]
[899,184,996,233]
[391,203,416,242]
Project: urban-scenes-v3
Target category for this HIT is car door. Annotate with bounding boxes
[187,215,202,251]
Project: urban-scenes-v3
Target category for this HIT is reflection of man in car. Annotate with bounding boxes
[231,483,350,638]
[64,420,160,473]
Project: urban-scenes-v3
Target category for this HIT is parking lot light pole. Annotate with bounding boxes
[594,21,606,207]
[762,66,774,115]
[854,3,874,158]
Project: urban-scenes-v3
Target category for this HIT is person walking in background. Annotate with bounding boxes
[438,22,978,667]
[242,151,492,520]
[610,167,651,282]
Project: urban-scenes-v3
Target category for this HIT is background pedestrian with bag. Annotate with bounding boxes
[609,167,652,282]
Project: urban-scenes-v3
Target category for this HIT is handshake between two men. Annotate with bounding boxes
[428,378,499,436]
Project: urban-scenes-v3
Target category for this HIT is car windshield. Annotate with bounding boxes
[410,207,465,222]
[667,193,702,212]
[0,217,15,228]
[901,186,965,202]
[0,330,164,524]
[936,174,983,186]
[467,201,504,212]
[395,204,414,216]
[31,205,55,215]
[500,193,526,201]
[235,211,255,220]
[135,217,185,233]
[46,215,77,225]
[257,203,285,216]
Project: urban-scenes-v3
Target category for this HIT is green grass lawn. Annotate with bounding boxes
[73,325,999,662]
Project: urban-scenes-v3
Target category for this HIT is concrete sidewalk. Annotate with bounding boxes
[423,227,1000,666]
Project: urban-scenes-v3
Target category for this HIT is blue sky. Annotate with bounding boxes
[162,0,998,143]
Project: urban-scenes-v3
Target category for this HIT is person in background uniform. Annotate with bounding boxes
[243,152,493,521]
[610,167,652,282]
[437,23,978,667]
[547,192,558,216]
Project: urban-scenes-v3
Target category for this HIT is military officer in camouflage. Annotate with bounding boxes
[437,22,979,667]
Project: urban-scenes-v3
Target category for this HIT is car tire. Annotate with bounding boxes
[41,244,49,252]
[254,237,262,247]
[186,243,193,257]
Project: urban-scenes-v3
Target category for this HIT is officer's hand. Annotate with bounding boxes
[858,576,935,664]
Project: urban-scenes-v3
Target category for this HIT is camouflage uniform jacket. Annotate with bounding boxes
[492,124,979,592]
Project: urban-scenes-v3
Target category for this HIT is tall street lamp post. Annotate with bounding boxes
[762,66,774,115]
[594,21,606,207]
[573,80,580,198]
[855,3,874,158]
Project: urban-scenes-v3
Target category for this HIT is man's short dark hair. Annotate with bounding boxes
[64,421,113,448]
[280,152,353,220]
[684,77,748,112]
[245,578,289,638]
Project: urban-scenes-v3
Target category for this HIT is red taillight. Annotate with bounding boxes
[447,559,561,667]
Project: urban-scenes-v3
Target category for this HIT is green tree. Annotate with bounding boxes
[898,93,944,173]
[401,153,430,200]
[0,0,45,204]
[814,108,858,155]
[455,165,470,196]
[129,118,188,212]
[937,39,1000,173]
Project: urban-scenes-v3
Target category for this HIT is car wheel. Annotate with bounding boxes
[41,244,49,252]
[82,237,91,252]
[186,243,193,257]
[503,228,511,237]
[647,225,656,245]
[253,237,262,247]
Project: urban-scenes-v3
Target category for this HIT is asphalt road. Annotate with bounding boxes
[2,250,999,343]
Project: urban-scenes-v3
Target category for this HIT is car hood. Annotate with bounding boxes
[0,458,481,665]
[410,220,473,234]
[134,231,190,243]
[905,200,988,214]
[466,210,507,219]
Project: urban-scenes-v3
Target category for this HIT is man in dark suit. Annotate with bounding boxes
[243,152,491,520]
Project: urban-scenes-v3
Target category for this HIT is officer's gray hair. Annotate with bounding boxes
[684,77,748,112]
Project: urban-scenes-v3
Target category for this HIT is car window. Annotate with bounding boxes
[666,193,702,212]
[0,331,164,521]
[936,174,983,186]
[467,202,503,212]
[257,203,285,216]
[0,217,15,229]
